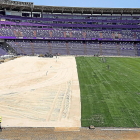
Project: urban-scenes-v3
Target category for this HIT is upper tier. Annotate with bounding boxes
[1,0,140,14]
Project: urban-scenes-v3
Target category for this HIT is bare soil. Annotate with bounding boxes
[0,127,140,140]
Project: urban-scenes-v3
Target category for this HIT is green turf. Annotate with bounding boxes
[76,57,140,127]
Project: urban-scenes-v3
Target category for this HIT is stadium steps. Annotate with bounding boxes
[18,30,23,37]
[100,32,103,38]
[134,32,136,39]
[15,42,26,55]
[49,31,52,37]
[33,30,36,37]
[13,30,19,37]
[119,33,121,39]
[113,33,115,39]
[64,32,66,38]
[49,41,52,54]
[66,42,69,55]
[31,42,35,55]
[99,42,103,55]
[70,32,72,37]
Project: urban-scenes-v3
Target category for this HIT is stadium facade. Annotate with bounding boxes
[0,0,140,56]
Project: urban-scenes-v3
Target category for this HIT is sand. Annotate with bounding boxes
[0,56,81,127]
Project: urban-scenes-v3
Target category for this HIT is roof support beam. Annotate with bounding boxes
[41,8,44,18]
[121,10,123,15]
[61,8,64,14]
[51,8,54,13]
[91,10,93,15]
[81,9,83,14]
[101,10,103,15]
[71,8,74,14]
[131,10,133,15]
[31,8,32,17]
[111,10,113,15]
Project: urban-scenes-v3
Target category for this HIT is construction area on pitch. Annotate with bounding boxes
[0,56,81,128]
[0,55,140,129]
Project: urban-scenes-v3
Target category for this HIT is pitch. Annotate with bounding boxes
[76,57,140,127]
[0,56,81,127]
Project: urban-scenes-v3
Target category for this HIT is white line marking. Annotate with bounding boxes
[101,129,140,131]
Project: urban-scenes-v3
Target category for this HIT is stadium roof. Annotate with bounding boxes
[1,0,140,14]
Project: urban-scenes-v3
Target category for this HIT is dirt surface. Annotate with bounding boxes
[0,56,81,127]
[0,127,140,140]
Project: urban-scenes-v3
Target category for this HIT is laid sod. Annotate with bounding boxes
[76,57,140,127]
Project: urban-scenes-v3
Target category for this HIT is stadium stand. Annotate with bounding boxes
[0,44,7,55]
[51,41,67,55]
[85,41,100,55]
[0,0,140,56]
[33,40,50,55]
[119,42,135,56]
[68,41,85,55]
[101,42,118,56]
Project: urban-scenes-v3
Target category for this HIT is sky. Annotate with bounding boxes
[16,0,140,8]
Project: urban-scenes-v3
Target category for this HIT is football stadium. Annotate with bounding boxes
[0,0,140,139]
